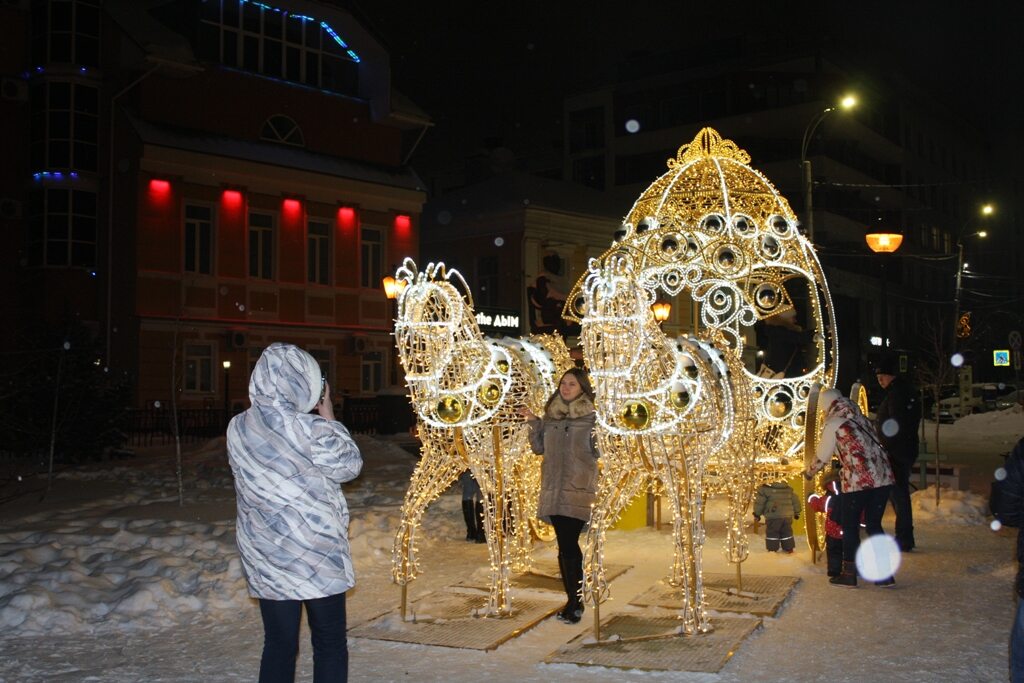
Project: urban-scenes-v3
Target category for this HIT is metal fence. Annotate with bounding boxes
[125,408,228,447]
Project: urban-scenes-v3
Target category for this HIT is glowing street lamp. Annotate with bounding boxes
[801,93,858,242]
[953,204,994,349]
[866,228,903,347]
[652,301,672,324]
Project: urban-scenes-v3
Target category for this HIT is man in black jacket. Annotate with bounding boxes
[874,355,921,552]
[991,437,1024,682]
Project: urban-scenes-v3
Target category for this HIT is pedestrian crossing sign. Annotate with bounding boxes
[994,349,1010,367]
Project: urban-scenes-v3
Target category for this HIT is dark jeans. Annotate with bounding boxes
[550,515,585,606]
[889,457,916,549]
[258,592,348,683]
[840,485,891,563]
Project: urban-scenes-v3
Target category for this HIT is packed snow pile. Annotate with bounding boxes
[944,404,1023,450]
[0,517,248,636]
[911,486,990,525]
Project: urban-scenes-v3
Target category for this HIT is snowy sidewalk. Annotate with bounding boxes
[0,422,1020,682]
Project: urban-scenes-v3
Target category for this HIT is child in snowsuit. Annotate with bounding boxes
[459,469,485,543]
[753,479,801,552]
[807,465,844,577]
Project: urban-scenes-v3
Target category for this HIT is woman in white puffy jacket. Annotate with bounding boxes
[804,388,894,588]
[227,342,362,682]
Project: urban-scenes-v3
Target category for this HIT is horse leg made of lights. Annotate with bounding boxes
[390,259,569,617]
[579,263,753,638]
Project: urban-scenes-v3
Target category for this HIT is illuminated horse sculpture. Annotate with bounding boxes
[565,127,839,555]
[579,260,756,636]
[390,258,573,617]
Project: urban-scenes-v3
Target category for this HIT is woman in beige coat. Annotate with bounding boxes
[521,368,599,624]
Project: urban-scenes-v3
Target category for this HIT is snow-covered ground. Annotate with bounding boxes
[0,405,1021,682]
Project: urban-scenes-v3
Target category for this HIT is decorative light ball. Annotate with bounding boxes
[755,284,778,309]
[715,246,737,270]
[497,360,510,373]
[769,215,789,235]
[681,356,699,379]
[620,400,651,430]
[661,236,679,255]
[767,393,792,418]
[436,396,465,423]
[794,410,806,426]
[669,389,691,409]
[732,215,753,234]
[478,381,502,406]
[701,214,724,233]
[760,234,781,259]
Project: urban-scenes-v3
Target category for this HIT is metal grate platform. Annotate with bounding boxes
[629,573,799,617]
[454,560,632,594]
[348,588,563,651]
[545,613,761,673]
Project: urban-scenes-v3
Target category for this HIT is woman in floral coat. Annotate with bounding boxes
[804,389,894,587]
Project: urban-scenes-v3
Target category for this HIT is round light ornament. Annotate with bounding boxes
[767,392,793,418]
[478,381,502,406]
[620,400,651,430]
[436,396,465,423]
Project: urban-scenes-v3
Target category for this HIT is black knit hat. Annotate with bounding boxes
[874,355,898,376]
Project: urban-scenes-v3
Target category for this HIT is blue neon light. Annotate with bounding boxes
[237,0,361,63]
[33,171,80,181]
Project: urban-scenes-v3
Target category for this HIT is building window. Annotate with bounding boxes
[29,81,98,171]
[361,351,382,393]
[572,155,605,190]
[197,0,359,96]
[477,255,498,307]
[248,346,262,376]
[261,114,305,146]
[184,344,213,392]
[360,227,382,289]
[28,187,96,267]
[568,107,604,153]
[307,219,330,285]
[31,0,100,67]
[309,348,332,389]
[184,204,214,274]
[249,211,274,279]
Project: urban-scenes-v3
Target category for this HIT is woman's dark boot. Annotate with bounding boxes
[829,560,858,588]
[557,560,584,623]
[461,500,477,541]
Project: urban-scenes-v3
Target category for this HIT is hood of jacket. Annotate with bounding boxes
[249,342,322,414]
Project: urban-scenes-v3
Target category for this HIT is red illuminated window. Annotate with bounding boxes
[393,214,411,234]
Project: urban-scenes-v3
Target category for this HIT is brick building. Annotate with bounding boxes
[0,0,430,411]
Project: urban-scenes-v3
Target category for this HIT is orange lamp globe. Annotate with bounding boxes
[652,301,672,322]
[865,232,904,253]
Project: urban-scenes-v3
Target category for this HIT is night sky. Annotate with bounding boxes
[352,0,1023,184]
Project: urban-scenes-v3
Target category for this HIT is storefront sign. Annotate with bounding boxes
[476,308,521,334]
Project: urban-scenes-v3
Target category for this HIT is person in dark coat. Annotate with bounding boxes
[521,367,599,624]
[874,355,922,552]
[990,436,1024,682]
[753,479,801,553]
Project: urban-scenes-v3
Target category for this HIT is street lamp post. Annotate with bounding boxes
[866,230,904,349]
[222,360,231,426]
[952,204,993,353]
[800,94,857,243]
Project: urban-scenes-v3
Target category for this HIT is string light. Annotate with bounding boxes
[390,258,572,618]
[572,128,838,635]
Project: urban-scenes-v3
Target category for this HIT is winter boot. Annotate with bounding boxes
[461,500,477,542]
[829,560,858,588]
[474,501,486,543]
[557,559,585,624]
